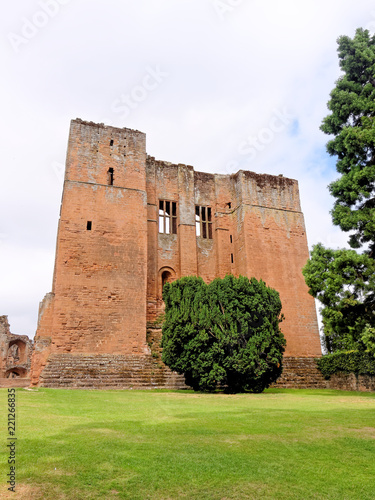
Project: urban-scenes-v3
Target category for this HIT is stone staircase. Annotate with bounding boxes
[38,353,188,389]
[272,357,327,389]
[38,355,326,390]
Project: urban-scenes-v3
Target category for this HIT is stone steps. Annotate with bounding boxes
[272,357,326,389]
[36,354,327,390]
[38,354,188,389]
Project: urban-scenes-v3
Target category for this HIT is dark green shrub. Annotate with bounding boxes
[161,275,286,393]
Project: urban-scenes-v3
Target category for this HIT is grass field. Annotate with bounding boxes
[1,388,375,499]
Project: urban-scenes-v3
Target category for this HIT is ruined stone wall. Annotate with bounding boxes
[29,294,53,385]
[325,372,375,392]
[274,357,375,392]
[0,316,32,384]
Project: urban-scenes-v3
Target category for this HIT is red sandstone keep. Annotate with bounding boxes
[30,119,321,387]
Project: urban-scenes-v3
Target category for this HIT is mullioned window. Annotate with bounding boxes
[195,206,212,239]
[159,200,177,234]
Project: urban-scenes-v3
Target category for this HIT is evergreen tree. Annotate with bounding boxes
[161,275,285,393]
[320,28,375,255]
[303,243,375,352]
[303,28,375,353]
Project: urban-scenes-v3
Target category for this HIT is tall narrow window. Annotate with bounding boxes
[195,205,213,239]
[87,221,92,231]
[107,167,114,186]
[159,200,177,234]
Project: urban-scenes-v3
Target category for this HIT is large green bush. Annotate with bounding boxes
[161,275,286,393]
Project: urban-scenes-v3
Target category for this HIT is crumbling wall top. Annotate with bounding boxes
[72,118,145,136]
[0,316,10,336]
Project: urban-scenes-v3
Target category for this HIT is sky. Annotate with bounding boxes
[1,0,375,338]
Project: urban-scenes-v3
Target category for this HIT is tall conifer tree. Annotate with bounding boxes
[303,28,375,353]
[321,28,375,255]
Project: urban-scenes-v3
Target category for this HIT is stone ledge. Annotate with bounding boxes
[0,378,31,388]
[325,372,375,392]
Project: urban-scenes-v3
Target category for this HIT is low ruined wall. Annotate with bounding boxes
[274,356,375,392]
[325,372,375,392]
[0,316,32,384]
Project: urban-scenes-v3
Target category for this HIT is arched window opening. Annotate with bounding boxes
[159,267,177,300]
[7,340,26,364]
[162,270,173,288]
[6,367,27,379]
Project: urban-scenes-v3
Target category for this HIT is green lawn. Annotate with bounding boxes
[1,388,375,499]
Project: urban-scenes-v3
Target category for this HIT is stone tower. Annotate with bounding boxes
[30,119,321,388]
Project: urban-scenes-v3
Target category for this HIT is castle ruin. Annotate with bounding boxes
[0,316,32,387]
[29,119,322,388]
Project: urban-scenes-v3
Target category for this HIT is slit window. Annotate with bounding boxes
[110,139,114,146]
[159,200,177,234]
[231,253,234,264]
[107,167,114,186]
[195,205,213,239]
[87,221,92,231]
